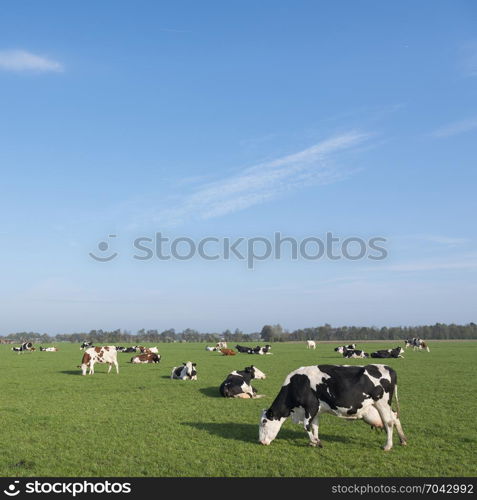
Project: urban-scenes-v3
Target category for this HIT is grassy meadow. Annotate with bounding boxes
[0,340,476,477]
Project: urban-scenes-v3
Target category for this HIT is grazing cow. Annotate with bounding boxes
[80,341,93,350]
[219,365,266,399]
[79,346,119,375]
[306,340,316,350]
[235,344,253,354]
[343,349,369,359]
[171,361,197,380]
[12,342,34,354]
[205,346,219,351]
[258,364,407,451]
[220,348,236,356]
[39,347,58,352]
[371,347,404,359]
[334,344,356,354]
[130,353,161,364]
[216,342,228,349]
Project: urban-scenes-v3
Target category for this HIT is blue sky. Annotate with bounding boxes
[0,1,476,334]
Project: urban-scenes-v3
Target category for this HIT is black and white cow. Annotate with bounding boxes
[343,349,369,359]
[80,342,93,350]
[235,345,253,354]
[115,346,126,352]
[219,365,266,399]
[255,345,272,355]
[259,364,407,451]
[405,338,430,352]
[370,347,404,359]
[171,361,197,380]
[12,342,34,354]
[334,344,357,354]
[205,346,219,352]
[123,347,138,353]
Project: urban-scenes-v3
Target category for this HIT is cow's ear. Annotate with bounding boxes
[192,363,196,366]
[183,362,186,365]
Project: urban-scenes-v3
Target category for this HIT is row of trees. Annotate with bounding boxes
[2,322,476,344]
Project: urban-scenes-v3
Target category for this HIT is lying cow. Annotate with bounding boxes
[259,364,407,450]
[343,349,369,359]
[171,361,197,380]
[235,344,253,353]
[122,347,138,353]
[306,340,316,350]
[12,342,34,354]
[254,345,272,355]
[219,365,266,399]
[216,342,228,349]
[334,344,356,354]
[130,353,161,364]
[39,347,58,352]
[205,346,219,352]
[220,348,236,356]
[79,346,119,375]
[371,347,404,359]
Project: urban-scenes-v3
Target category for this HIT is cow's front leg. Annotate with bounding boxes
[303,406,320,447]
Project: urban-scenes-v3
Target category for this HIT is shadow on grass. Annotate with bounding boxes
[182,421,352,445]
[59,370,83,376]
[199,387,221,398]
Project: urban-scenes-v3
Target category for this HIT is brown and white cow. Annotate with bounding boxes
[79,346,119,375]
[130,352,161,364]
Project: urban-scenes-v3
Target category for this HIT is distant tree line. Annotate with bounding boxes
[1,322,476,344]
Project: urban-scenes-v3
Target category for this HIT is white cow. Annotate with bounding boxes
[79,346,119,376]
[306,340,316,350]
[216,342,228,349]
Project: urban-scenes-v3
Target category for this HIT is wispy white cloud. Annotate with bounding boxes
[0,49,63,72]
[430,117,477,138]
[153,131,371,225]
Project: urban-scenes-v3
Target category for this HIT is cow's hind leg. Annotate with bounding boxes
[394,414,407,445]
[374,400,395,451]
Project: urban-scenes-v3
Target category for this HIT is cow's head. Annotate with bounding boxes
[182,361,197,378]
[247,365,266,380]
[335,346,345,354]
[259,409,286,445]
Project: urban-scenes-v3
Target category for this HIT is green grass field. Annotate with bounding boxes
[1,341,476,477]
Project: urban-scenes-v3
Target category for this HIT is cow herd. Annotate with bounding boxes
[7,337,432,451]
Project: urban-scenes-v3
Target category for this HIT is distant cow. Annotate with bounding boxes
[145,347,159,354]
[79,346,119,375]
[253,345,272,355]
[216,342,228,349]
[219,365,266,399]
[115,346,126,352]
[258,364,407,451]
[371,347,404,359]
[123,347,138,353]
[130,353,161,364]
[334,344,356,354]
[306,340,316,350]
[405,338,430,352]
[80,342,93,350]
[12,342,34,354]
[205,346,219,352]
[39,347,58,352]
[220,348,236,356]
[235,344,253,354]
[343,349,369,359]
[171,361,197,380]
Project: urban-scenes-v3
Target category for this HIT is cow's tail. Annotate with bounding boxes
[394,383,401,419]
